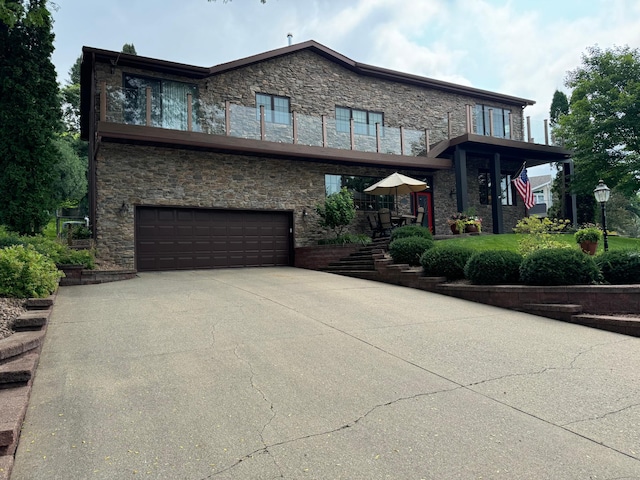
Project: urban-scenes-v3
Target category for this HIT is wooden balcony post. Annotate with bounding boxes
[100,81,106,122]
[465,104,472,133]
[508,111,513,139]
[322,115,327,147]
[292,111,298,144]
[375,123,381,153]
[544,119,549,145]
[447,112,453,138]
[225,101,231,136]
[400,126,405,156]
[350,118,355,150]
[488,108,494,137]
[260,105,266,141]
[187,93,193,132]
[425,129,430,153]
[527,116,533,142]
[145,86,152,126]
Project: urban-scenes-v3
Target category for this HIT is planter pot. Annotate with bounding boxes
[580,241,598,255]
[465,224,479,233]
[450,224,461,235]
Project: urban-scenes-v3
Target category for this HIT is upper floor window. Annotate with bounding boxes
[256,93,290,125]
[124,74,197,130]
[336,107,383,136]
[474,105,511,139]
[479,171,516,206]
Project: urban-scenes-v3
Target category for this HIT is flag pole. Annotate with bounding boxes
[513,161,526,179]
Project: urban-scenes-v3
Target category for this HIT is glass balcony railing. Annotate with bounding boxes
[97,84,535,157]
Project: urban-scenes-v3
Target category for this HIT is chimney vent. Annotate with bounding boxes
[287,33,293,46]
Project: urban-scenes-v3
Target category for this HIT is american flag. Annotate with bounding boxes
[512,166,535,209]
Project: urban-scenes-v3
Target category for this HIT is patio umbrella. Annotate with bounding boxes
[364,172,428,211]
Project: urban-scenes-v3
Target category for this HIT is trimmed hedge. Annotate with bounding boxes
[0,245,62,298]
[464,250,523,285]
[596,249,640,284]
[389,236,434,266]
[390,225,433,241]
[520,248,601,286]
[420,244,474,280]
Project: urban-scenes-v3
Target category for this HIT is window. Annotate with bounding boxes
[336,107,383,136]
[256,93,290,125]
[324,174,394,210]
[474,105,511,139]
[124,75,197,130]
[534,191,545,204]
[479,171,516,206]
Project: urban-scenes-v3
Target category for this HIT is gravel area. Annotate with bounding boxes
[0,297,27,340]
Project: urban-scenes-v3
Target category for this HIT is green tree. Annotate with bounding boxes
[52,135,87,206]
[0,0,60,234]
[60,55,81,133]
[556,46,640,199]
[315,187,356,238]
[0,0,50,28]
[549,90,569,126]
[121,43,137,55]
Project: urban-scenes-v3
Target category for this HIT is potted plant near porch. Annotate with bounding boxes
[575,225,602,255]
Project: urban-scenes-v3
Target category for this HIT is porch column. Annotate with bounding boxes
[490,153,504,234]
[454,146,468,213]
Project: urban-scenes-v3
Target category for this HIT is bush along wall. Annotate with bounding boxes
[520,248,601,286]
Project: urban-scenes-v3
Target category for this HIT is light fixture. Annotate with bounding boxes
[118,201,129,216]
[302,208,308,217]
[593,179,610,251]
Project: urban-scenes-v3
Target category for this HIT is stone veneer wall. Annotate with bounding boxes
[95,143,436,268]
[95,49,525,144]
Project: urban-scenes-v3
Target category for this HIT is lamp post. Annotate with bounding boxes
[593,179,610,251]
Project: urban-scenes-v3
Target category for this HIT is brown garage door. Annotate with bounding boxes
[136,207,292,271]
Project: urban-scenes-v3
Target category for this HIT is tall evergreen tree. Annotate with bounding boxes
[0,0,60,234]
[121,43,137,55]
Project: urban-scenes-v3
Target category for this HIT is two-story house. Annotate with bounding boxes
[80,40,572,271]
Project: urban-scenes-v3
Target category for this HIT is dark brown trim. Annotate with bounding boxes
[95,121,453,170]
[428,133,572,164]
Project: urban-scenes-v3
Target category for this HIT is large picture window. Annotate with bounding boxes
[474,105,511,139]
[479,171,516,206]
[325,174,394,211]
[256,93,290,125]
[336,107,383,136]
[124,75,197,130]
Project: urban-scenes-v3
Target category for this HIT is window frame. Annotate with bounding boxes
[474,104,511,139]
[335,106,384,136]
[256,93,291,125]
[123,73,198,130]
[478,170,517,206]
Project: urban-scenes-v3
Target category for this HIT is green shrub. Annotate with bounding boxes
[574,227,602,244]
[0,245,62,298]
[317,233,371,246]
[389,236,434,266]
[520,248,601,286]
[57,249,95,269]
[390,225,433,241]
[464,250,523,285]
[420,244,474,280]
[596,249,640,284]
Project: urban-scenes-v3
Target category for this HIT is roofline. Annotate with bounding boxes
[81,40,536,107]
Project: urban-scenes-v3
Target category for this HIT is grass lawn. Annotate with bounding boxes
[437,233,640,255]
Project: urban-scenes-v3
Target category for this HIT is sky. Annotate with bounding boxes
[50,0,640,173]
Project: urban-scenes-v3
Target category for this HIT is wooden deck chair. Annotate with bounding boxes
[377,208,393,236]
[367,214,384,239]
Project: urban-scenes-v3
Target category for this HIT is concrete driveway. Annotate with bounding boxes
[11,268,640,479]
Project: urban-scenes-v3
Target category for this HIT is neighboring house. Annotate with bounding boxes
[79,40,572,271]
[528,174,554,216]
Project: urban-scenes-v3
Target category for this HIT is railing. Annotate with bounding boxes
[97,82,554,157]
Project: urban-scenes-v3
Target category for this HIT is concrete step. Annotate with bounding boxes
[324,264,376,272]
[0,331,45,362]
[12,311,48,331]
[0,454,13,480]
[0,351,39,387]
[0,386,30,454]
[571,314,640,337]
[24,296,54,311]
[521,303,583,321]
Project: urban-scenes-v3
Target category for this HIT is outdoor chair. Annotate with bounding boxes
[414,207,425,226]
[378,208,394,235]
[367,214,385,239]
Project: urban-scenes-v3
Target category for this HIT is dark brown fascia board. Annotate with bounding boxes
[83,40,535,107]
[428,133,572,162]
[96,121,452,170]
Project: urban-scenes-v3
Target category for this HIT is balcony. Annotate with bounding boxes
[94,83,565,169]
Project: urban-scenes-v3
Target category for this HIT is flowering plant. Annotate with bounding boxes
[448,211,482,233]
